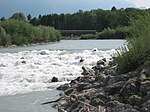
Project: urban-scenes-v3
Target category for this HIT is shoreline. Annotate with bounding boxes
[0,39,126,49]
[0,41,60,49]
[55,53,150,112]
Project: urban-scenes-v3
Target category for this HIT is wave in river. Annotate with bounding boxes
[0,49,116,96]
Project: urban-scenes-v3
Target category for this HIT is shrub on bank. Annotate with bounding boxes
[80,34,97,39]
[97,27,131,39]
[0,19,61,46]
[116,14,150,74]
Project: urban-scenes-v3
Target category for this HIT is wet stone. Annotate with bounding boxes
[51,77,59,82]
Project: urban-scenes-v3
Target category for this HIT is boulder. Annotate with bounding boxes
[81,66,94,76]
[57,83,71,91]
[120,79,139,96]
[97,60,105,66]
[51,77,59,82]
[40,51,47,55]
[107,103,134,112]
[141,100,150,112]
[127,95,142,106]
[21,60,26,64]
[75,82,91,91]
[64,88,74,96]
[139,74,147,81]
[140,81,150,94]
[90,98,105,106]
[142,91,150,103]
[106,100,124,108]
[105,81,126,95]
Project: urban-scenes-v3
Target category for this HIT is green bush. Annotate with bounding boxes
[116,14,150,74]
[81,34,97,39]
[97,27,131,39]
[0,27,11,46]
[97,27,116,39]
[0,19,61,46]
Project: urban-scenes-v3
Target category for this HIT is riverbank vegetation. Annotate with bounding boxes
[116,14,150,74]
[28,7,150,39]
[0,14,61,46]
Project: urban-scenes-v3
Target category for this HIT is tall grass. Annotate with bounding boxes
[116,14,150,74]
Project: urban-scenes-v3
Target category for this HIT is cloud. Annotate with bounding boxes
[126,0,150,8]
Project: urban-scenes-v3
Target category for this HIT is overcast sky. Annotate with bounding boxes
[126,0,150,8]
[0,0,149,18]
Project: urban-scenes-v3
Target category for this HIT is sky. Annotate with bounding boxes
[126,0,150,8]
[0,0,149,18]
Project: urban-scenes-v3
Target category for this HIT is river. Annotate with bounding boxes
[0,40,126,53]
[0,40,126,112]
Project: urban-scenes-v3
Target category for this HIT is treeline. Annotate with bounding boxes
[0,14,61,46]
[29,7,150,32]
[27,7,150,39]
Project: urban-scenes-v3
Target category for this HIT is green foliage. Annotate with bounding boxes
[97,28,116,39]
[0,27,11,46]
[0,19,61,46]
[97,27,131,39]
[80,34,97,39]
[116,14,150,74]
[29,8,148,32]
[10,12,26,21]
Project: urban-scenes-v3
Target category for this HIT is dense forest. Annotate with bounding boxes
[27,7,150,39]
[29,7,149,30]
[0,13,61,46]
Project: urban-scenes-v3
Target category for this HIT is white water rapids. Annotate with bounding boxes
[0,49,116,96]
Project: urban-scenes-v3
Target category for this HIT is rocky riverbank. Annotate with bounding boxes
[55,51,150,112]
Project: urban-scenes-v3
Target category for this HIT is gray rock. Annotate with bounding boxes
[104,68,116,76]
[142,91,150,103]
[90,98,105,106]
[81,66,94,76]
[139,74,147,81]
[106,100,124,108]
[106,81,126,95]
[57,83,71,91]
[64,88,74,96]
[21,61,26,64]
[40,51,47,55]
[141,100,150,112]
[140,81,150,94]
[90,92,107,103]
[78,96,86,102]
[107,74,129,86]
[67,101,79,112]
[51,77,59,82]
[128,95,142,106]
[75,83,91,91]
[109,104,133,112]
[122,109,139,112]
[140,68,150,77]
[120,79,138,96]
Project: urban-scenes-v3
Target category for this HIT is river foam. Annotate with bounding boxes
[0,49,116,96]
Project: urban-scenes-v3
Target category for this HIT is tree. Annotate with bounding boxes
[30,17,38,25]
[38,14,42,19]
[11,12,26,21]
[1,17,5,21]
[27,14,32,21]
[111,6,117,11]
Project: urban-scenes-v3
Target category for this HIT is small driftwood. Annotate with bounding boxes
[41,97,62,105]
